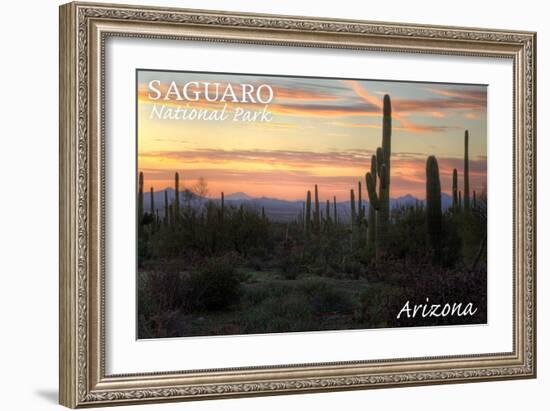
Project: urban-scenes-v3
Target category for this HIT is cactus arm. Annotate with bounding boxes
[376,147,384,178]
[366,172,379,210]
[463,130,470,211]
[314,184,320,233]
[452,168,458,209]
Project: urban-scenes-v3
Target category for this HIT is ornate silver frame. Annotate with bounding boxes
[59,1,536,408]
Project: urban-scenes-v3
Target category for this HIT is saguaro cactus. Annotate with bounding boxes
[426,155,442,258]
[314,184,320,233]
[382,95,392,182]
[377,165,390,253]
[325,199,330,224]
[365,95,392,258]
[163,189,168,226]
[350,189,356,224]
[220,192,225,223]
[357,181,364,221]
[138,172,144,223]
[149,187,154,215]
[333,196,337,224]
[174,172,180,222]
[366,156,377,251]
[305,190,312,236]
[168,204,173,228]
[452,168,458,209]
[464,130,470,211]
[350,189,356,251]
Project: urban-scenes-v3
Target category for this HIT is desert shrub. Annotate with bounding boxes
[358,283,404,326]
[249,246,269,260]
[241,293,316,333]
[280,259,300,279]
[296,278,329,296]
[295,278,354,314]
[281,268,299,280]
[247,256,264,271]
[274,245,307,280]
[184,254,242,311]
[441,213,463,267]
[139,268,188,312]
[243,282,292,305]
[322,264,338,278]
[387,205,427,261]
[242,285,272,306]
[459,211,486,266]
[241,277,354,333]
[137,268,189,338]
[341,256,365,279]
[310,286,354,315]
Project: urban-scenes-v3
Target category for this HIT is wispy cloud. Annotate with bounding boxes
[331,121,458,133]
[140,148,375,169]
[427,87,487,102]
[343,80,486,134]
[139,148,487,199]
[268,102,378,117]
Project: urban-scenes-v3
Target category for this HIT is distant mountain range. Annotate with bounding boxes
[142,189,453,222]
[224,192,253,201]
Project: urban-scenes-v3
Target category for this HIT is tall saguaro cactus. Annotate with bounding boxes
[357,181,364,221]
[366,156,377,251]
[382,95,392,182]
[464,130,470,211]
[350,189,356,251]
[305,190,312,237]
[174,172,180,223]
[163,189,168,226]
[452,168,458,209]
[314,184,320,233]
[168,204,173,228]
[333,196,337,224]
[150,187,155,215]
[366,164,388,255]
[138,171,144,224]
[377,165,390,253]
[365,95,392,259]
[220,192,225,223]
[350,189,356,225]
[426,156,442,259]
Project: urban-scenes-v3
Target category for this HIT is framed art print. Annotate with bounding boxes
[59,2,536,408]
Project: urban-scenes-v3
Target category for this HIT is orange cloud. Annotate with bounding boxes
[138,149,486,200]
[344,80,455,134]
[344,80,486,134]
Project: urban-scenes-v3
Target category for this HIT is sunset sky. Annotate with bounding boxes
[137,70,487,201]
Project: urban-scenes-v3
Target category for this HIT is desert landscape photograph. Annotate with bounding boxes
[135,70,488,339]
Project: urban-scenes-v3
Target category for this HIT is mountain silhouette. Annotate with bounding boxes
[142,190,455,222]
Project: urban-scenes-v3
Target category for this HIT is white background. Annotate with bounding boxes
[0,0,546,410]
